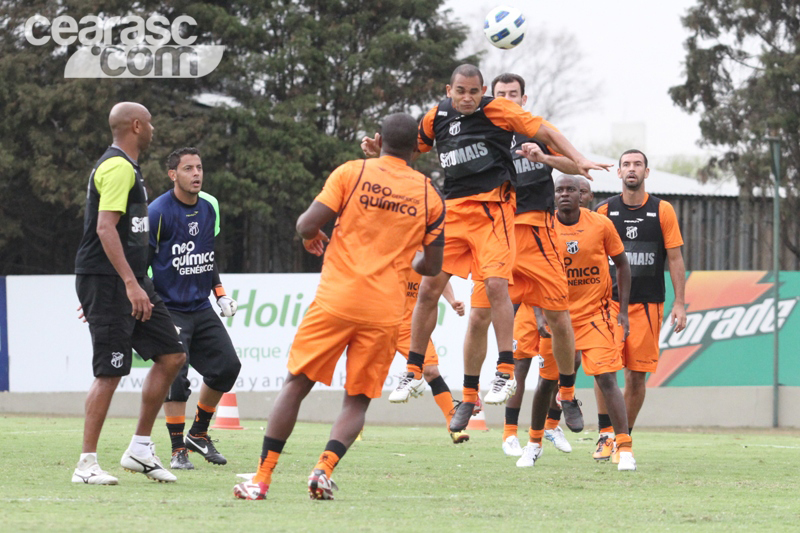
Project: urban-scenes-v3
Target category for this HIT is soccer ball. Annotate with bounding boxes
[483,6,527,49]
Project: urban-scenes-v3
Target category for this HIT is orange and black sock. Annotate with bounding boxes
[615,433,632,453]
[528,428,544,445]
[496,351,515,379]
[314,440,347,478]
[504,407,520,440]
[558,373,576,402]
[166,415,185,452]
[188,402,216,436]
[544,408,561,431]
[462,374,480,404]
[253,436,285,485]
[429,376,455,425]
[406,351,425,379]
[598,413,613,435]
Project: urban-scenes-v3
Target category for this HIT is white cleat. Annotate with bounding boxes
[502,435,523,457]
[120,444,177,482]
[388,372,426,403]
[308,469,339,500]
[617,451,637,471]
[483,372,517,405]
[544,426,572,453]
[72,456,118,485]
[516,442,543,468]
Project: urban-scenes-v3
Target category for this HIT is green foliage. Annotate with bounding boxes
[0,0,473,274]
[670,0,800,259]
[3,417,800,530]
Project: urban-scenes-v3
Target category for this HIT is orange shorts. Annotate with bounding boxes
[287,301,399,398]
[508,222,569,311]
[471,280,489,308]
[538,312,622,377]
[395,324,438,365]
[443,199,515,282]
[513,303,540,361]
[612,301,664,373]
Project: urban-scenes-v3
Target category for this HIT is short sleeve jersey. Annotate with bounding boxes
[554,208,625,326]
[417,97,542,201]
[148,190,220,312]
[596,194,683,303]
[313,155,445,326]
[75,147,150,277]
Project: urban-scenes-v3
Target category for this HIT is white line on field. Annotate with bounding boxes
[743,444,800,449]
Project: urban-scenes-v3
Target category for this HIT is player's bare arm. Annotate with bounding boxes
[441,281,465,316]
[666,246,687,333]
[516,142,582,175]
[523,125,612,179]
[96,210,153,322]
[360,132,381,158]
[296,201,335,257]
[532,306,551,338]
[611,251,631,340]
[412,244,443,277]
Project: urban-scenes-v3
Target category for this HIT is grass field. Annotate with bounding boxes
[3,416,800,532]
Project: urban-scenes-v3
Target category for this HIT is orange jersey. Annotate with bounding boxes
[402,269,423,324]
[554,208,625,325]
[313,155,445,326]
[417,96,543,202]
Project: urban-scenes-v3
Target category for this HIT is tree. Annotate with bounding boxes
[0,0,474,274]
[669,0,800,261]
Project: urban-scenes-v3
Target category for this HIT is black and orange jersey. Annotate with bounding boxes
[418,96,542,201]
[597,194,683,303]
[511,135,556,222]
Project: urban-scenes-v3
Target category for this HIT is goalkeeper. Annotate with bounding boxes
[148,147,241,470]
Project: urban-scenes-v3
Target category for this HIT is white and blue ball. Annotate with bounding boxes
[483,6,527,49]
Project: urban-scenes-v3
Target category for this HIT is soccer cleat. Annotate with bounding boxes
[120,444,177,482]
[185,433,227,465]
[544,426,572,453]
[592,434,614,461]
[448,400,475,432]
[617,451,636,471]
[516,442,543,468]
[233,481,269,500]
[449,430,470,444]
[308,469,338,500]
[558,394,584,433]
[483,372,517,405]
[388,372,427,403]
[170,448,195,470]
[72,457,118,485]
[502,435,523,457]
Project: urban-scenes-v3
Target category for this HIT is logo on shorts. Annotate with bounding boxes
[188,221,199,236]
[449,121,461,136]
[566,240,579,254]
[110,352,124,368]
[512,339,518,352]
[626,226,638,239]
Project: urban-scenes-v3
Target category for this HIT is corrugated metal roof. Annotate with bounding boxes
[562,152,741,197]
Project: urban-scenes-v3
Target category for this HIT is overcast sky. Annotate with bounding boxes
[443,0,705,160]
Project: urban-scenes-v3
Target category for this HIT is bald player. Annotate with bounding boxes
[74,103,186,485]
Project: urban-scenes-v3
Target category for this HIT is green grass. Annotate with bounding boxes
[2,416,800,531]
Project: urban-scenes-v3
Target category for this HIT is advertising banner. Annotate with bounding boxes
[5,271,799,393]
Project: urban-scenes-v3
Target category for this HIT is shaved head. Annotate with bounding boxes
[108,102,153,154]
[109,102,149,134]
[380,113,418,156]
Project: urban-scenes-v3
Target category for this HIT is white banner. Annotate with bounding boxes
[7,274,539,393]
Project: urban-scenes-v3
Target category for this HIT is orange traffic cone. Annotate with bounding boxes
[210,392,243,430]
[466,400,489,431]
